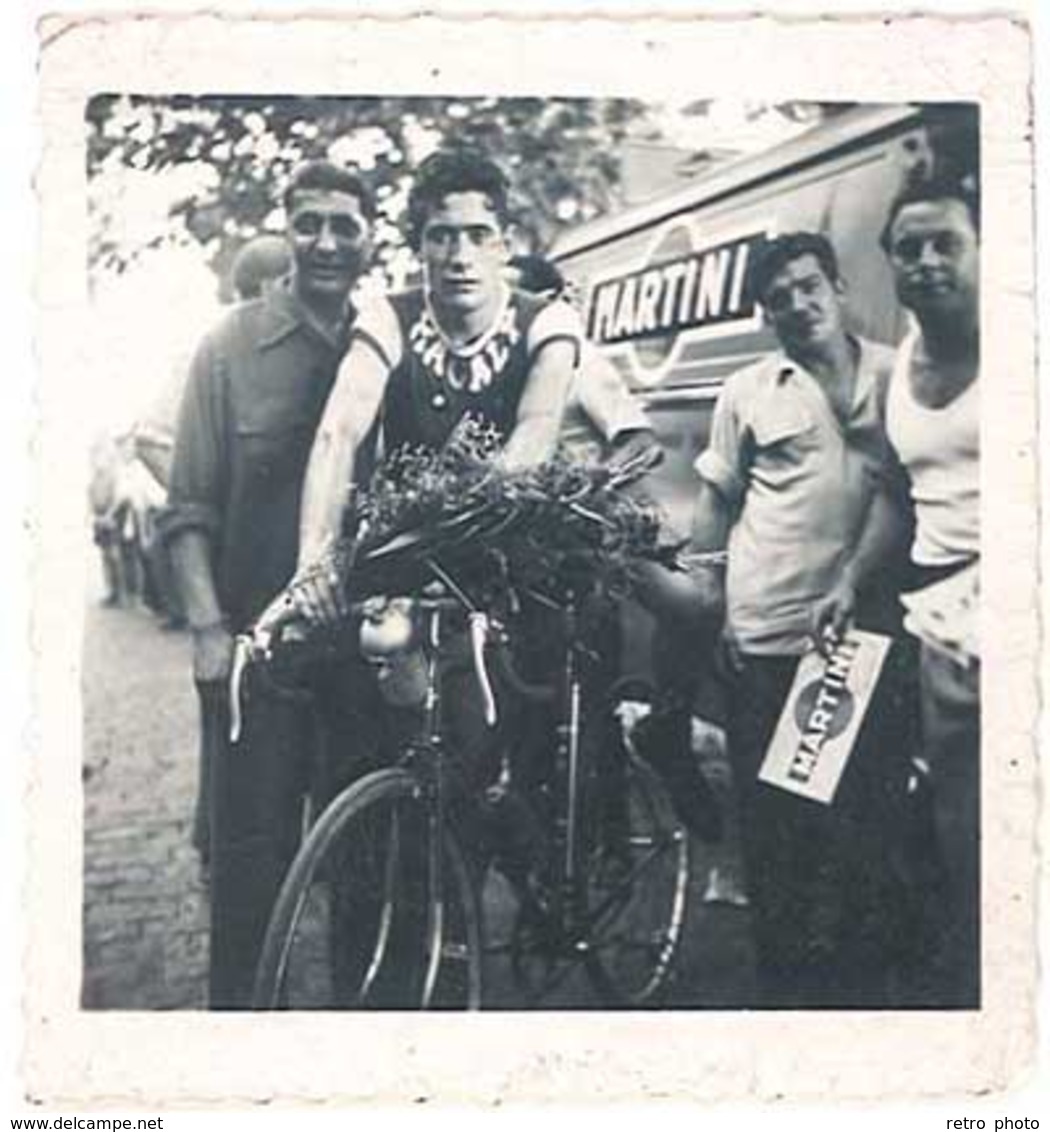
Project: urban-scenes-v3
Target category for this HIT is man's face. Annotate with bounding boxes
[420,191,508,316]
[885,199,979,319]
[286,188,371,304]
[761,253,846,354]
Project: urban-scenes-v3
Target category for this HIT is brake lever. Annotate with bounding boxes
[228,588,308,743]
[228,634,256,744]
[469,611,498,728]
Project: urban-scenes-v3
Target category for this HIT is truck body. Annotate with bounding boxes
[550,103,955,532]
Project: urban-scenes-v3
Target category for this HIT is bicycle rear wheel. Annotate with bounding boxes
[252,767,482,1010]
[583,753,691,1006]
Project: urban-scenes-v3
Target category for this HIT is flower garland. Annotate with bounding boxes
[408,291,519,395]
[327,417,676,606]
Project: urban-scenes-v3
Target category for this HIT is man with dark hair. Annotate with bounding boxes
[404,147,510,253]
[291,149,581,586]
[878,172,980,255]
[747,230,843,301]
[884,176,980,1007]
[280,149,583,903]
[679,231,913,1005]
[828,176,980,1005]
[163,159,378,1008]
[282,159,379,227]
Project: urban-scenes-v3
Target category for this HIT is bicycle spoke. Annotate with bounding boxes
[359,812,402,1003]
[254,769,483,1011]
[583,755,691,1006]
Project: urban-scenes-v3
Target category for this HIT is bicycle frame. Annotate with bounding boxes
[417,590,452,1009]
[252,551,688,1010]
[501,587,692,1005]
[552,599,586,936]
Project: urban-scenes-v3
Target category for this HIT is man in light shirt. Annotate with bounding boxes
[685,232,915,1006]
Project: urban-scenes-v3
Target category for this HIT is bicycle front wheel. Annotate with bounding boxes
[252,767,482,1010]
[583,753,691,1006]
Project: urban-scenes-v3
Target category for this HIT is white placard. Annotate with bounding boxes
[758,630,893,804]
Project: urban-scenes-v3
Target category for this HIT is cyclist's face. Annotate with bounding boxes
[420,192,508,316]
[886,199,979,319]
[287,188,372,304]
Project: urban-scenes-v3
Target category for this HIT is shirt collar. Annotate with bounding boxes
[773,335,871,389]
[258,275,355,352]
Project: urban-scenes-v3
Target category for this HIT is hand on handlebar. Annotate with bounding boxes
[287,555,351,628]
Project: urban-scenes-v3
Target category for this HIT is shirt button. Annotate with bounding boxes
[431,392,448,410]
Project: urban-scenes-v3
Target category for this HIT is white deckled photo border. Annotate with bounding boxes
[28,7,1036,1106]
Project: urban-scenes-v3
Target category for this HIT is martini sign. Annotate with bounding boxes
[584,221,771,386]
[758,630,893,805]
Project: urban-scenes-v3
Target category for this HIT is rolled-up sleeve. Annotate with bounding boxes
[694,374,748,506]
[159,332,226,543]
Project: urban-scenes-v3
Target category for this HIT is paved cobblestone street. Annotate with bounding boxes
[82,598,207,1009]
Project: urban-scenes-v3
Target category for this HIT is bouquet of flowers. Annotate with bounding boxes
[330,417,678,607]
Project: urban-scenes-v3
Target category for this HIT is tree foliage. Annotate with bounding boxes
[86,94,649,287]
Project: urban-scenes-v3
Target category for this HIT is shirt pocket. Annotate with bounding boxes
[748,405,822,497]
[751,406,819,452]
[234,416,317,494]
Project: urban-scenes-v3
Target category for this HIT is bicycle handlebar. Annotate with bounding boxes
[228,587,499,744]
[229,449,676,742]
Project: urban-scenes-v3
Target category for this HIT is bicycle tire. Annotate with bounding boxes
[583,752,691,1007]
[252,767,483,1010]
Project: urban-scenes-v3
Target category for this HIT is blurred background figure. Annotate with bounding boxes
[134,235,294,490]
[88,433,126,607]
[506,252,654,467]
[116,437,180,627]
[229,234,293,302]
[90,432,171,614]
[131,236,296,625]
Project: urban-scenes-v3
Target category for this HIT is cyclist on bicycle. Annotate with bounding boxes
[284,149,584,860]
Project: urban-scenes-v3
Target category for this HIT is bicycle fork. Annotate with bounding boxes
[554,603,587,943]
[420,602,447,1009]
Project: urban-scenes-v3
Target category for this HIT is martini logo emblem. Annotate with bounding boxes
[759,630,891,805]
[585,222,771,383]
[788,639,861,786]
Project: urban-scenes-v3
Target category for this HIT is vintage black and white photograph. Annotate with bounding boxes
[27,9,1036,1106]
[80,91,982,1013]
